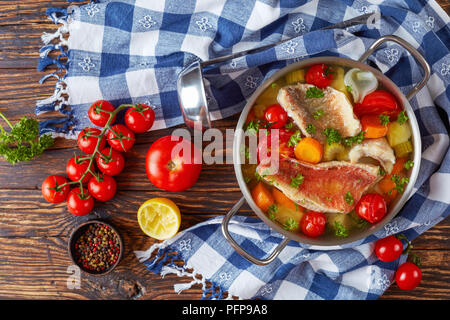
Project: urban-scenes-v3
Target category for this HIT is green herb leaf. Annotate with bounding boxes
[344,191,354,205]
[346,85,352,93]
[245,120,260,135]
[287,130,302,147]
[404,160,414,170]
[284,122,293,131]
[322,128,342,145]
[378,167,386,176]
[397,111,409,125]
[342,131,365,147]
[391,174,409,193]
[283,217,299,231]
[334,221,349,237]
[306,86,324,99]
[290,173,304,188]
[306,123,316,134]
[380,114,390,126]
[313,109,324,120]
[268,204,278,221]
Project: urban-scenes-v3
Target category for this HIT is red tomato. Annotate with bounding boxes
[106,124,135,152]
[257,129,294,163]
[88,175,117,202]
[264,104,288,129]
[305,63,333,88]
[88,100,116,127]
[353,90,401,119]
[41,175,70,203]
[375,235,403,262]
[145,136,202,192]
[66,156,93,183]
[125,104,155,133]
[77,128,106,154]
[395,262,422,290]
[66,187,94,216]
[96,147,125,176]
[355,193,387,224]
[300,211,327,237]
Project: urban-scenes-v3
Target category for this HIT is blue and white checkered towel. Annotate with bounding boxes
[38,0,449,299]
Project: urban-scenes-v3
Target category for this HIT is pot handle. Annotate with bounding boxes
[358,35,431,101]
[221,196,290,266]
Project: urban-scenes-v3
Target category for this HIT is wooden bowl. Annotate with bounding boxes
[68,220,124,276]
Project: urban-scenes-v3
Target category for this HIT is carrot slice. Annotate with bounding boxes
[361,115,389,139]
[391,157,408,175]
[294,137,323,164]
[272,188,303,212]
[378,157,408,200]
[251,182,274,212]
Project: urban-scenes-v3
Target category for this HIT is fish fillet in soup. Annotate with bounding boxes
[256,158,380,214]
[277,83,362,143]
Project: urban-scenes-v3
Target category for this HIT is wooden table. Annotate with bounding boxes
[0,0,448,300]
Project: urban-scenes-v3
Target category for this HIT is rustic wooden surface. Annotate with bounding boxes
[0,0,448,300]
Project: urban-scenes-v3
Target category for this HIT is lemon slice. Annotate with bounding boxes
[137,198,181,240]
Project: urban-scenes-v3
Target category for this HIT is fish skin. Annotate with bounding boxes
[257,158,380,213]
[277,83,362,143]
[348,137,396,174]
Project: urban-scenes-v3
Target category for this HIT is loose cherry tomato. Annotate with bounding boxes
[66,187,94,216]
[66,156,93,183]
[125,104,155,133]
[77,128,106,154]
[145,136,202,192]
[96,147,125,176]
[264,104,288,129]
[395,262,422,290]
[41,175,70,203]
[88,174,117,202]
[88,100,116,127]
[257,129,294,164]
[353,90,401,119]
[300,211,327,237]
[305,63,333,88]
[106,124,135,152]
[375,235,403,262]
[355,193,387,224]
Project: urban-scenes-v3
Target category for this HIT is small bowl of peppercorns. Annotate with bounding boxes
[68,220,123,275]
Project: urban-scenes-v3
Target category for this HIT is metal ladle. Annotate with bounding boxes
[176,13,375,130]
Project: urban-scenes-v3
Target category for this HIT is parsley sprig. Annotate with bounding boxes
[397,111,409,125]
[306,86,324,98]
[290,173,304,188]
[287,130,302,147]
[334,221,349,237]
[283,217,299,231]
[0,113,53,165]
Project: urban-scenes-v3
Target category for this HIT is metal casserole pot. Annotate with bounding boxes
[221,35,431,265]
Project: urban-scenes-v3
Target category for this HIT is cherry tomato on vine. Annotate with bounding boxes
[88,174,117,202]
[305,63,333,88]
[96,147,125,176]
[88,100,116,127]
[77,127,106,154]
[145,136,202,192]
[67,187,94,216]
[41,175,70,203]
[353,90,401,120]
[300,211,327,237]
[395,262,422,290]
[355,193,387,224]
[264,104,288,129]
[375,235,403,262]
[66,156,93,183]
[106,124,135,152]
[125,104,155,133]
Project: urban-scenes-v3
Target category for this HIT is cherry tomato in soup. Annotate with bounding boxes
[77,128,106,154]
[66,187,94,216]
[125,104,155,133]
[88,174,117,202]
[264,104,288,129]
[395,262,422,290]
[66,156,93,183]
[106,124,135,152]
[305,64,333,88]
[355,193,387,224]
[41,175,70,203]
[375,235,403,262]
[88,100,116,127]
[145,136,202,192]
[257,129,294,164]
[353,90,401,119]
[96,147,125,176]
[300,211,327,237]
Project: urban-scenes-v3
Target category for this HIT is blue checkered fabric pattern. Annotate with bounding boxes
[38,0,450,299]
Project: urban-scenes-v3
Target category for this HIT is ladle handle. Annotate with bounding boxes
[358,35,431,100]
[221,197,290,266]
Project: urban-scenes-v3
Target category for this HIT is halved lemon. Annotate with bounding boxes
[137,198,181,240]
